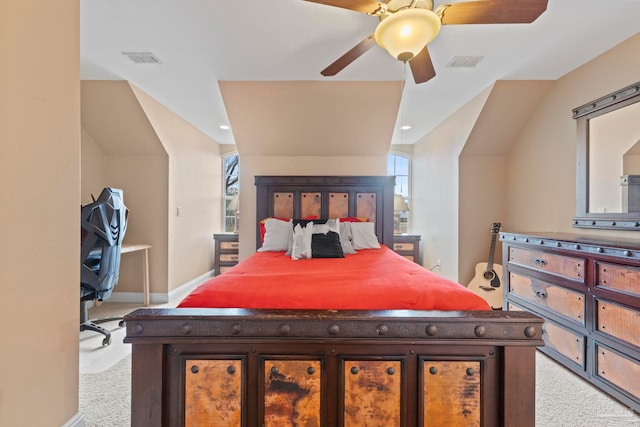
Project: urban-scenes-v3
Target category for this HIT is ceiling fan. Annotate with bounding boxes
[308,0,548,84]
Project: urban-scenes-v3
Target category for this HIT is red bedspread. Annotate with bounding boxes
[178,245,490,311]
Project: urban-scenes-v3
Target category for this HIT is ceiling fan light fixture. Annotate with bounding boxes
[374,8,441,62]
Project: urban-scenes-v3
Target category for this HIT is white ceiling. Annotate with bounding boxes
[80,0,640,146]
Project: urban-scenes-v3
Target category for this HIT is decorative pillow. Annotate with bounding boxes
[257,218,293,252]
[350,222,380,250]
[286,218,328,255]
[291,223,313,260]
[290,219,345,259]
[259,217,288,243]
[339,221,356,255]
[311,230,344,258]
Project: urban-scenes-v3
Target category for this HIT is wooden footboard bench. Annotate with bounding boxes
[125,308,543,426]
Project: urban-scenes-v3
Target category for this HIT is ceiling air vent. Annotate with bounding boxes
[446,56,483,68]
[122,52,162,64]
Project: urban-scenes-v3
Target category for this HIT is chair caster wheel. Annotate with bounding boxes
[118,320,125,327]
[102,337,111,346]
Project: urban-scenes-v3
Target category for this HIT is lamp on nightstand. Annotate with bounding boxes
[393,194,410,234]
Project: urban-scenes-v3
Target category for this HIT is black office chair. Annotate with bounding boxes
[80,188,128,346]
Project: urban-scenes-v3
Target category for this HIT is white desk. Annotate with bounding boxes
[122,243,152,306]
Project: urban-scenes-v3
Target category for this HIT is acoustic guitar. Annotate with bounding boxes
[468,223,503,310]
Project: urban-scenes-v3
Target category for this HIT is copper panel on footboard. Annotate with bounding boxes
[184,359,243,426]
[263,359,322,426]
[343,359,402,426]
[423,360,481,427]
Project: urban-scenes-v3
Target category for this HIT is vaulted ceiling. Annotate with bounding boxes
[80,0,640,147]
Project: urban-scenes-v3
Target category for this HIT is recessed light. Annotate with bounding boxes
[400,125,411,130]
[219,125,230,130]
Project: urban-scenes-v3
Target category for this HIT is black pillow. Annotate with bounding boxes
[311,231,344,258]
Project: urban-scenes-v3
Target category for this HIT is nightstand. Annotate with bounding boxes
[213,234,239,275]
[393,235,421,264]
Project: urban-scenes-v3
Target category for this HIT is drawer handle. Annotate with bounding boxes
[535,290,548,299]
[533,258,548,267]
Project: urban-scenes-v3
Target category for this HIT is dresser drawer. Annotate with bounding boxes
[508,247,585,283]
[596,262,640,298]
[220,241,239,251]
[543,321,585,368]
[220,253,239,263]
[394,242,415,252]
[509,272,585,326]
[596,299,640,348]
[596,344,640,401]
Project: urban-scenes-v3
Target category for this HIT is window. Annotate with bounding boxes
[387,153,411,234]
[223,153,239,232]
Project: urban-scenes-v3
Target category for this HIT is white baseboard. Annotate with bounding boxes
[62,412,85,427]
[108,270,215,305]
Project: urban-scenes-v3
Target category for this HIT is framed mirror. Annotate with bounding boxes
[573,81,640,230]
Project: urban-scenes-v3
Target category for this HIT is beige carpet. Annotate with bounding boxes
[535,352,639,426]
[79,303,640,426]
[79,354,131,426]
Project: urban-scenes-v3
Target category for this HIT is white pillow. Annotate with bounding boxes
[258,218,292,252]
[339,221,356,255]
[350,222,380,250]
[291,222,313,260]
[312,218,340,235]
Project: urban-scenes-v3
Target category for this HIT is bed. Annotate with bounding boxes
[125,175,543,427]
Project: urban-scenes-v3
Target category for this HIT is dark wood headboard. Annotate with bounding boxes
[255,176,395,249]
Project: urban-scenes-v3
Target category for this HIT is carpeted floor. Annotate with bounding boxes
[79,354,131,426]
[79,303,640,426]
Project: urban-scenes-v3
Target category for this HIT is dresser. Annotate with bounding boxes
[213,233,239,275]
[500,231,640,412]
[393,234,421,264]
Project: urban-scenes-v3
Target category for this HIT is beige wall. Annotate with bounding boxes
[506,33,640,238]
[0,1,81,425]
[456,80,552,285]
[81,126,108,196]
[458,155,507,285]
[131,84,222,291]
[411,86,492,281]
[227,82,398,260]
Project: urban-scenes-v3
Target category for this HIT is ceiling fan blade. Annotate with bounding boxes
[321,34,377,77]
[409,46,436,84]
[305,0,383,14]
[439,0,548,25]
